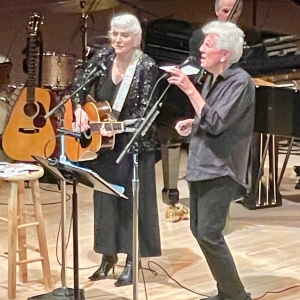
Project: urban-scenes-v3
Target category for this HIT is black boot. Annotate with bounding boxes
[114,256,133,287]
[89,254,118,281]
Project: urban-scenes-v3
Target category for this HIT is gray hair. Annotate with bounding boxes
[202,20,245,65]
[110,13,142,47]
[215,0,243,12]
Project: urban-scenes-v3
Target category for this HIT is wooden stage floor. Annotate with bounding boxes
[0,150,300,300]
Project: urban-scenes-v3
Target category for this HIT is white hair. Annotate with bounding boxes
[110,13,142,47]
[202,20,245,65]
[215,0,243,12]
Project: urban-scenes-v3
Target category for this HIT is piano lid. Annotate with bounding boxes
[240,54,300,77]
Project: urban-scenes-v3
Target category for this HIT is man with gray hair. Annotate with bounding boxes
[189,0,243,60]
[167,20,254,300]
[215,0,243,22]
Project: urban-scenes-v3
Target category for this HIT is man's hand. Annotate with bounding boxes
[175,119,194,136]
[74,106,90,132]
[167,67,206,118]
[167,67,195,95]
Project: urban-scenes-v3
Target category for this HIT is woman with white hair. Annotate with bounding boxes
[167,20,254,300]
[73,12,161,287]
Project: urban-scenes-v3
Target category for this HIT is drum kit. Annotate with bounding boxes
[44,0,117,90]
[0,0,117,161]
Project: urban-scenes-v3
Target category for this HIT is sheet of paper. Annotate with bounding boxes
[0,163,40,178]
[159,65,201,76]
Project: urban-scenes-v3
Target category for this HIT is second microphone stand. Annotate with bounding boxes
[116,81,170,300]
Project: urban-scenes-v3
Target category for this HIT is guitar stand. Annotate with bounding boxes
[28,156,126,300]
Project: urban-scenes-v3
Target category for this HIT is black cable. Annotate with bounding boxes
[144,260,300,300]
[253,284,300,300]
[145,260,210,298]
[43,134,60,159]
[140,259,149,300]
[55,207,75,281]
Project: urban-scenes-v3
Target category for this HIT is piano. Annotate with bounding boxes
[144,17,300,214]
[243,85,300,210]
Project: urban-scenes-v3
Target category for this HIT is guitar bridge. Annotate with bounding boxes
[19,128,40,134]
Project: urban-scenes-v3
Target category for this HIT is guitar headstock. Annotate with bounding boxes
[123,118,139,126]
[28,12,43,35]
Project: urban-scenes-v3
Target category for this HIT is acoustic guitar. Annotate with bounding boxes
[64,95,137,162]
[2,13,57,162]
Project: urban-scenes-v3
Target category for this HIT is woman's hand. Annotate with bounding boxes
[100,123,114,137]
[74,106,90,132]
[175,119,194,136]
[100,121,124,137]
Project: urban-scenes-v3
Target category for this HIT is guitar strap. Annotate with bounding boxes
[109,49,143,120]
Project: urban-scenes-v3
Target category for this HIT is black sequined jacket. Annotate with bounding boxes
[73,47,159,153]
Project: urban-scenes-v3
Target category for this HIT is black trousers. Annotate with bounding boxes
[189,176,251,300]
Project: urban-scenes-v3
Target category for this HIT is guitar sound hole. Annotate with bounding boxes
[80,129,92,148]
[24,102,39,118]
[33,102,47,128]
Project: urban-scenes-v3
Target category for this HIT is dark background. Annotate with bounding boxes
[1,0,300,84]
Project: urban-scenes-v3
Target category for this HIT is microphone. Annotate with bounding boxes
[57,128,82,139]
[85,61,107,81]
[160,56,200,79]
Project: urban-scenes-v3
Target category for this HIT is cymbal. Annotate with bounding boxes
[50,0,119,14]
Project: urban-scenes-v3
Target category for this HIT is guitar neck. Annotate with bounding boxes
[90,121,124,132]
[27,33,38,102]
[27,13,42,103]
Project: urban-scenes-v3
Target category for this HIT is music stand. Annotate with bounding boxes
[28,155,127,300]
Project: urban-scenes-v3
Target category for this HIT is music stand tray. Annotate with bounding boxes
[32,156,127,199]
[28,156,127,300]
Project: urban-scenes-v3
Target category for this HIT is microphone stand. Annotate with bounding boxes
[116,81,170,300]
[69,0,99,69]
[44,70,99,120]
[41,73,99,299]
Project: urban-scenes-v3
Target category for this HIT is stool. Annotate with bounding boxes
[0,166,52,299]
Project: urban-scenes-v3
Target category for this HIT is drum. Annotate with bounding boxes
[0,85,19,134]
[0,85,15,162]
[0,55,12,85]
[0,96,9,135]
[42,52,77,90]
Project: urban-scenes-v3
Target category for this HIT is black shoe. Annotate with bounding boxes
[89,254,118,281]
[114,258,133,287]
[294,166,300,176]
[233,185,247,202]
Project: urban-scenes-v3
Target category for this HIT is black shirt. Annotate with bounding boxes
[186,65,255,185]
